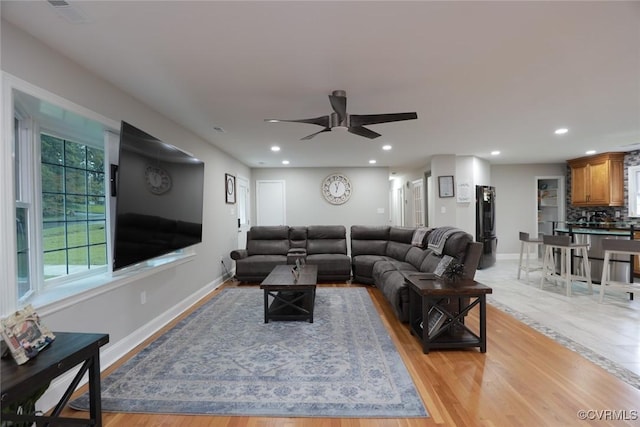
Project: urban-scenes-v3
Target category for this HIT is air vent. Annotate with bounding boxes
[46,0,90,24]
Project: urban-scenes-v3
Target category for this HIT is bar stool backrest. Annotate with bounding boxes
[519,232,531,242]
[542,234,571,246]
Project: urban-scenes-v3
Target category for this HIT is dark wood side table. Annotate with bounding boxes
[1,331,109,426]
[260,264,318,323]
[405,273,492,354]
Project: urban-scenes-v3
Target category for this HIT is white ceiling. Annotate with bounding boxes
[2,1,639,171]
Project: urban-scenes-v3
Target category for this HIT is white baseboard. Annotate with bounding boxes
[35,275,225,413]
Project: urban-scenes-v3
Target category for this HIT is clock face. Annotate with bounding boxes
[145,166,172,195]
[322,174,352,205]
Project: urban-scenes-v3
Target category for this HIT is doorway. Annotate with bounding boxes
[236,175,250,249]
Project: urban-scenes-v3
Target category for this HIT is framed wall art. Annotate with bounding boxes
[225,173,236,204]
[438,175,455,198]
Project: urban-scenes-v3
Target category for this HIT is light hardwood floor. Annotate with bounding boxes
[61,279,640,426]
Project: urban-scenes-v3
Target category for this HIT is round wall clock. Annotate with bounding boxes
[322,173,352,205]
[145,165,172,195]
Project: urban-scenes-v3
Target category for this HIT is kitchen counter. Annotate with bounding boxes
[553,223,636,284]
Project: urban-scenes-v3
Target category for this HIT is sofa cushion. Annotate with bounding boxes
[306,254,351,279]
[235,255,287,276]
[247,239,290,256]
[371,259,416,283]
[389,226,415,244]
[352,254,389,280]
[250,225,289,240]
[307,225,347,255]
[289,226,308,249]
[386,241,412,261]
[350,226,389,256]
[405,246,429,269]
[376,270,411,322]
[246,226,290,256]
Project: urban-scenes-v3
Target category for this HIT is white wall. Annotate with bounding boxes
[251,167,389,243]
[491,163,566,254]
[1,18,249,376]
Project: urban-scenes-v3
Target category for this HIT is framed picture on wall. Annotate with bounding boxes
[225,173,236,204]
[438,175,454,198]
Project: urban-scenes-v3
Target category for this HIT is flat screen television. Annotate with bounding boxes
[113,121,205,271]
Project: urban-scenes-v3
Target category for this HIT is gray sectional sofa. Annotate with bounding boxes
[350,225,482,322]
[230,225,351,282]
[230,224,482,323]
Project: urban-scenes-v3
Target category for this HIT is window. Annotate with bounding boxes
[628,165,640,217]
[12,87,112,305]
[40,133,107,282]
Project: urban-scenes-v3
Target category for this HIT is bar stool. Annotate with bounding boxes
[517,232,542,283]
[599,239,640,303]
[540,234,593,297]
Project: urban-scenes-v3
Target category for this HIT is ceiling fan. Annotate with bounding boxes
[265,90,418,140]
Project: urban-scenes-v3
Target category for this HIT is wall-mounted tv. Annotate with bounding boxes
[113,121,205,271]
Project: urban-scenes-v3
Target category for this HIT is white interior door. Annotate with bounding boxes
[256,180,286,226]
[412,178,425,227]
[236,175,250,248]
[389,186,404,226]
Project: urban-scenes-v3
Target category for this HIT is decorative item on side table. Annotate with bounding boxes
[1,305,55,365]
[443,261,465,282]
[225,173,236,204]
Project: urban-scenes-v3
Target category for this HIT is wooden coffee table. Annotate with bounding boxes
[405,273,493,354]
[260,264,318,323]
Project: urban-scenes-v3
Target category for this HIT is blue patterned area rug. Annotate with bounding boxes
[71,287,428,418]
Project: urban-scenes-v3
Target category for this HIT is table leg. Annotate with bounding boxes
[89,352,103,427]
[479,295,487,353]
[263,290,269,323]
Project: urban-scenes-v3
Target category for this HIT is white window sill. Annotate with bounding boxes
[31,252,196,317]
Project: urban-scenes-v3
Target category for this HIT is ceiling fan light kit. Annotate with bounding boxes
[265,90,417,140]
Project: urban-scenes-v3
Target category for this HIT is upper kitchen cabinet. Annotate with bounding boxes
[567,152,625,206]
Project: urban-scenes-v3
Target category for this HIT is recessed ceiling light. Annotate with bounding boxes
[585,150,596,155]
[369,159,377,164]
[554,128,569,135]
[282,160,290,165]
[271,146,280,152]
[382,145,392,151]
[491,150,500,156]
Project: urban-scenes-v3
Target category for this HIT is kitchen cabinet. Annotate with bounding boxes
[567,152,625,206]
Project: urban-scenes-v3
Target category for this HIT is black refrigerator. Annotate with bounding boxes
[476,185,497,269]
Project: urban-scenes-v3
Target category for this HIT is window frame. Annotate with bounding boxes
[628,165,640,218]
[3,74,119,313]
[2,73,196,316]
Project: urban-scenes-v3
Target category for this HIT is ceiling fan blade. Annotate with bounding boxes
[349,112,418,127]
[329,92,347,124]
[301,128,331,140]
[348,126,381,139]
[265,115,330,128]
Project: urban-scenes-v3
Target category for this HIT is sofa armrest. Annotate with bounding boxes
[230,249,248,260]
[463,242,482,279]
